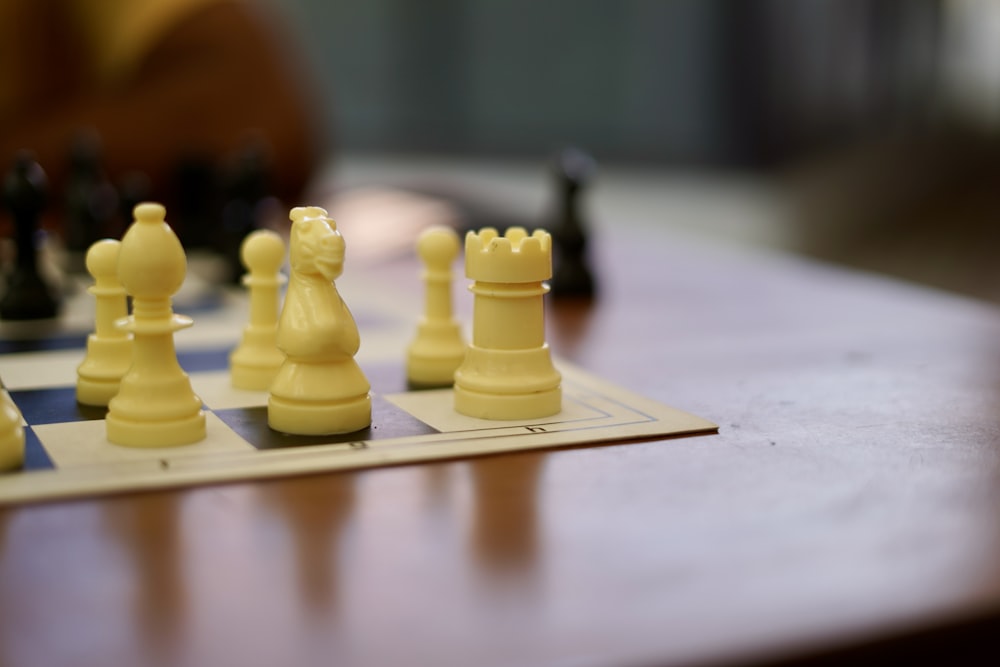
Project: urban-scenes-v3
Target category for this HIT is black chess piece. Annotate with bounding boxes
[116,170,151,236]
[65,131,118,257]
[219,139,271,284]
[0,153,60,320]
[548,147,597,299]
[171,154,218,248]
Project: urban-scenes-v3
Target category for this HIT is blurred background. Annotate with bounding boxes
[280,0,1000,301]
[283,0,960,164]
[3,0,1000,300]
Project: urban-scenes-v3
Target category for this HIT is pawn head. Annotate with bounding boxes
[417,226,459,269]
[240,229,286,275]
[85,239,122,281]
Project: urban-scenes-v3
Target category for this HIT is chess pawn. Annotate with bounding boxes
[0,390,25,471]
[65,131,118,258]
[406,226,466,387]
[549,147,597,299]
[0,153,60,320]
[454,228,561,420]
[268,206,371,435]
[106,203,205,447]
[230,230,287,390]
[76,240,133,406]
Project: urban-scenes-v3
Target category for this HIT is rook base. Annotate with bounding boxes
[454,384,562,420]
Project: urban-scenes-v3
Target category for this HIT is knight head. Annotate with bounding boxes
[288,206,345,282]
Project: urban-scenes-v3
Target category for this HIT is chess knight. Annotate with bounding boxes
[268,206,371,435]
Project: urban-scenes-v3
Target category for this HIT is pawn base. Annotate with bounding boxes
[76,377,124,407]
[406,364,463,388]
[268,394,372,435]
[407,321,465,387]
[230,362,282,391]
[230,325,283,391]
[0,275,59,321]
[76,335,132,406]
[106,411,206,448]
[230,343,284,391]
[407,348,466,387]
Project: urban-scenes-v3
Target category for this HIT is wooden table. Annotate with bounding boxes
[2,222,1000,667]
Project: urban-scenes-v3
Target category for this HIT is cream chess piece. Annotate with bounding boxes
[406,226,466,387]
[0,390,25,471]
[76,239,133,406]
[105,203,206,447]
[268,206,371,435]
[230,230,287,390]
[454,227,561,420]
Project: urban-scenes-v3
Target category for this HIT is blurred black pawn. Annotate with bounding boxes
[116,171,152,235]
[548,147,597,299]
[0,153,60,320]
[219,140,271,284]
[65,131,118,259]
[171,155,217,248]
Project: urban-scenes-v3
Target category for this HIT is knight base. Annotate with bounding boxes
[268,394,372,435]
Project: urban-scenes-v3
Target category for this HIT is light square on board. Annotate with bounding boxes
[190,370,269,410]
[0,349,83,390]
[34,412,255,469]
[384,388,609,433]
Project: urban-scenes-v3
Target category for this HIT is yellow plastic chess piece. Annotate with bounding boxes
[0,390,25,471]
[268,206,371,435]
[105,203,206,447]
[76,239,133,406]
[406,226,466,386]
[230,230,287,390]
[454,227,562,420]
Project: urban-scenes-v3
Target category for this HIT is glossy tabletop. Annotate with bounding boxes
[2,223,1000,667]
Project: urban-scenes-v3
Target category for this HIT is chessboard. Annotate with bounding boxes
[0,256,717,506]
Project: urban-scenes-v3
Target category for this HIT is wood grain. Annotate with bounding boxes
[3,227,1000,667]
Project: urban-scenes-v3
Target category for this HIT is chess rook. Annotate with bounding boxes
[0,390,25,472]
[268,206,371,435]
[76,239,133,406]
[454,227,562,420]
[230,230,287,390]
[106,203,206,447]
[406,226,466,387]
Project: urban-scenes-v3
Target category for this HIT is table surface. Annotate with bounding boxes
[3,183,1000,667]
